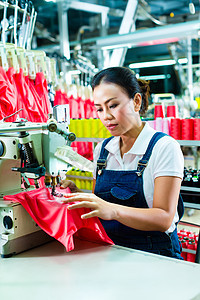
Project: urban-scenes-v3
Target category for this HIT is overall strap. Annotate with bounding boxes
[96,136,114,176]
[137,132,167,175]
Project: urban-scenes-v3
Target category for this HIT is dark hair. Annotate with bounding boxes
[92,67,150,115]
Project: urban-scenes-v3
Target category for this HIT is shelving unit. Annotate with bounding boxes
[177,140,200,210]
[181,186,200,192]
[176,140,200,263]
[177,140,200,147]
[75,137,104,142]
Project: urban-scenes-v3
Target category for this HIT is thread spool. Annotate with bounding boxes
[82,119,91,138]
[187,241,196,262]
[182,118,194,140]
[155,117,163,131]
[97,119,103,138]
[170,118,182,140]
[162,118,170,135]
[167,103,178,118]
[154,103,165,119]
[180,240,188,261]
[193,118,200,140]
[77,119,84,138]
[69,119,76,136]
[80,171,86,189]
[85,171,92,191]
[91,119,99,137]
[148,120,155,129]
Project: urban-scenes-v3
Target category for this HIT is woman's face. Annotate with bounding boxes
[93,82,140,136]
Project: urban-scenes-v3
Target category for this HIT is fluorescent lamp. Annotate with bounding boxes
[68,70,81,75]
[101,44,133,50]
[178,58,188,64]
[139,74,171,80]
[129,58,188,69]
[129,60,175,69]
[189,2,195,14]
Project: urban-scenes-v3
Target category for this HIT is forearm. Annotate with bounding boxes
[112,204,173,232]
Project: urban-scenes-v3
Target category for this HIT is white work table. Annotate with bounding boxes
[0,239,200,300]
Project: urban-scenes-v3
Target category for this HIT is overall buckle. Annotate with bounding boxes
[137,160,148,176]
[137,160,148,167]
[97,159,107,176]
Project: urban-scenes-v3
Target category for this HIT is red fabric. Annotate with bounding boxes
[77,96,85,119]
[3,68,50,122]
[0,67,17,121]
[53,92,96,160]
[25,75,48,122]
[68,95,78,118]
[14,69,43,122]
[84,98,98,119]
[3,187,114,251]
[71,141,93,161]
[54,90,69,106]
[34,72,52,118]
[6,67,31,121]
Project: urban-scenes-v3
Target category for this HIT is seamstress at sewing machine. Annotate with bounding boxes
[0,115,76,257]
[60,67,184,259]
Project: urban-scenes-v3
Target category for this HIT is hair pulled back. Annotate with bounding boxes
[92,67,150,115]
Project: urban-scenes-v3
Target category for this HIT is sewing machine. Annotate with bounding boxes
[0,107,76,257]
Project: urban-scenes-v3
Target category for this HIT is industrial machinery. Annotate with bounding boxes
[0,106,76,257]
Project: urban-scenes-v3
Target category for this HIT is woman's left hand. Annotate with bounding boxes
[62,193,116,220]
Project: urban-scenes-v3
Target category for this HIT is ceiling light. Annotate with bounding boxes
[129,60,175,69]
[139,74,171,80]
[68,70,81,75]
[129,58,188,69]
[189,1,195,14]
[178,58,188,64]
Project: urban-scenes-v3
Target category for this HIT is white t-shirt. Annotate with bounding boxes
[93,122,184,233]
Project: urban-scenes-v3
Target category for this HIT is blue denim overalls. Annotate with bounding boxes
[94,132,184,259]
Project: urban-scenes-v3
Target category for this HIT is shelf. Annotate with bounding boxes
[75,139,200,145]
[75,137,105,142]
[181,186,200,192]
[80,189,92,193]
[66,174,93,180]
[177,140,200,146]
[183,202,200,210]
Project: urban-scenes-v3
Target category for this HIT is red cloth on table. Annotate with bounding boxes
[3,187,114,251]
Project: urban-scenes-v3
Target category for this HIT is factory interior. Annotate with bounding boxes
[0,0,200,299]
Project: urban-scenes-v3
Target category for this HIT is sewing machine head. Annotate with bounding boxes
[0,105,77,257]
[0,106,75,197]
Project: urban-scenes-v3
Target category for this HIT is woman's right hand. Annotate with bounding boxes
[60,179,81,193]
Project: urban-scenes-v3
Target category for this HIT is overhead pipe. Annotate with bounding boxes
[94,20,200,50]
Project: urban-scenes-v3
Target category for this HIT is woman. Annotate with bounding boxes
[61,67,184,259]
